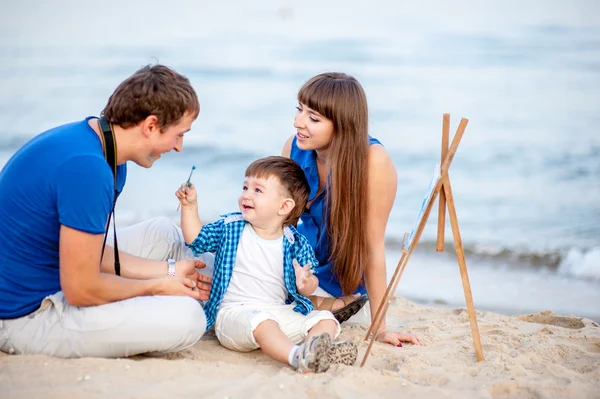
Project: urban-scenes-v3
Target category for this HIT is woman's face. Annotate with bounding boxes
[293,102,334,152]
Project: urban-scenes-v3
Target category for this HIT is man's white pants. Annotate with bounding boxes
[0,217,213,358]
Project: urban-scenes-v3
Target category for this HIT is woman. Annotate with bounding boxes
[282,72,422,347]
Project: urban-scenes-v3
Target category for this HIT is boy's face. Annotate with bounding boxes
[238,175,289,226]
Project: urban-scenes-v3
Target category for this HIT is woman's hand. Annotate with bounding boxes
[375,329,423,347]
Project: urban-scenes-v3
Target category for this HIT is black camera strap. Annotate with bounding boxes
[98,117,121,276]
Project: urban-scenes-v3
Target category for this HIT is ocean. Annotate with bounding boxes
[1,0,599,319]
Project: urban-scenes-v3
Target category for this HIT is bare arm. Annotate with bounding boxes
[364,145,397,330]
[176,183,203,244]
[99,245,212,295]
[60,225,203,307]
[364,145,422,346]
[281,135,294,158]
[98,224,212,298]
[99,248,171,279]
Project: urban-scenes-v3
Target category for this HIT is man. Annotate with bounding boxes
[0,64,212,358]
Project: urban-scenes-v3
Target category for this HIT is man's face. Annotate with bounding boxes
[137,112,195,168]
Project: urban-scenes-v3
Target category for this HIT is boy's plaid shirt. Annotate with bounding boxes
[186,212,318,330]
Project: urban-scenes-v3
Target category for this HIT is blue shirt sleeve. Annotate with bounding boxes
[55,155,114,234]
[186,219,225,255]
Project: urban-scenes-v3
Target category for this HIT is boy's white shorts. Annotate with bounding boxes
[215,303,340,352]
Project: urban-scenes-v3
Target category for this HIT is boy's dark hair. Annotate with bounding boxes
[102,64,200,131]
[245,156,309,227]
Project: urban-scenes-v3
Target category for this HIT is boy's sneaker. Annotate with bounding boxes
[297,333,332,373]
[329,340,358,366]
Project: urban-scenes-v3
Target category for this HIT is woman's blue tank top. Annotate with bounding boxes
[290,136,382,297]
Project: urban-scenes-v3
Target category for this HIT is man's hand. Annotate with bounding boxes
[175,259,205,279]
[153,276,204,300]
[175,259,212,301]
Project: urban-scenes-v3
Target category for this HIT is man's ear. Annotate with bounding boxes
[279,198,296,217]
[141,115,159,138]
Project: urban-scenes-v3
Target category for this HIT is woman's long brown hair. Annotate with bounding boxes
[298,73,369,295]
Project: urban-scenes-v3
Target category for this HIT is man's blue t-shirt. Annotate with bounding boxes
[0,118,127,319]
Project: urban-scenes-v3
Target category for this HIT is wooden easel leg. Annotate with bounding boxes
[436,113,450,252]
[443,178,485,361]
[363,251,408,342]
[361,177,447,367]
[360,253,409,367]
[361,120,468,367]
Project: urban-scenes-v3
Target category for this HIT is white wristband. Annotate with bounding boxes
[167,259,176,277]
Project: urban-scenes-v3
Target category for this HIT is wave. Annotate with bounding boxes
[557,247,600,280]
[385,237,600,281]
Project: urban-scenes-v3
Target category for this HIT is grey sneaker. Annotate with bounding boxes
[297,333,332,373]
[329,340,358,366]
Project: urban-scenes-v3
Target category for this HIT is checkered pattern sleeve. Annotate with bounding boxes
[185,219,224,256]
[294,233,319,274]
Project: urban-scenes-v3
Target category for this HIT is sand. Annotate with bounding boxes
[1,298,599,399]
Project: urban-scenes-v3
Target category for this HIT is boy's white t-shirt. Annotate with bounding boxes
[220,224,287,308]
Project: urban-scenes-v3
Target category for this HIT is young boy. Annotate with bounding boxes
[176,156,357,373]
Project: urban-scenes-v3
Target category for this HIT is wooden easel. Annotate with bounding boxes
[360,114,484,366]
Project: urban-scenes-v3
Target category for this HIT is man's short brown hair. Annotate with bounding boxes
[245,156,309,227]
[102,64,200,131]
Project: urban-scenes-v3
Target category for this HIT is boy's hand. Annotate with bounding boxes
[293,259,313,291]
[175,183,198,207]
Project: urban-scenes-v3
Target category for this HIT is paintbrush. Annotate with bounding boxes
[177,165,196,211]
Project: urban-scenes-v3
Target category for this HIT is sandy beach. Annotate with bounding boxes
[1,298,598,399]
